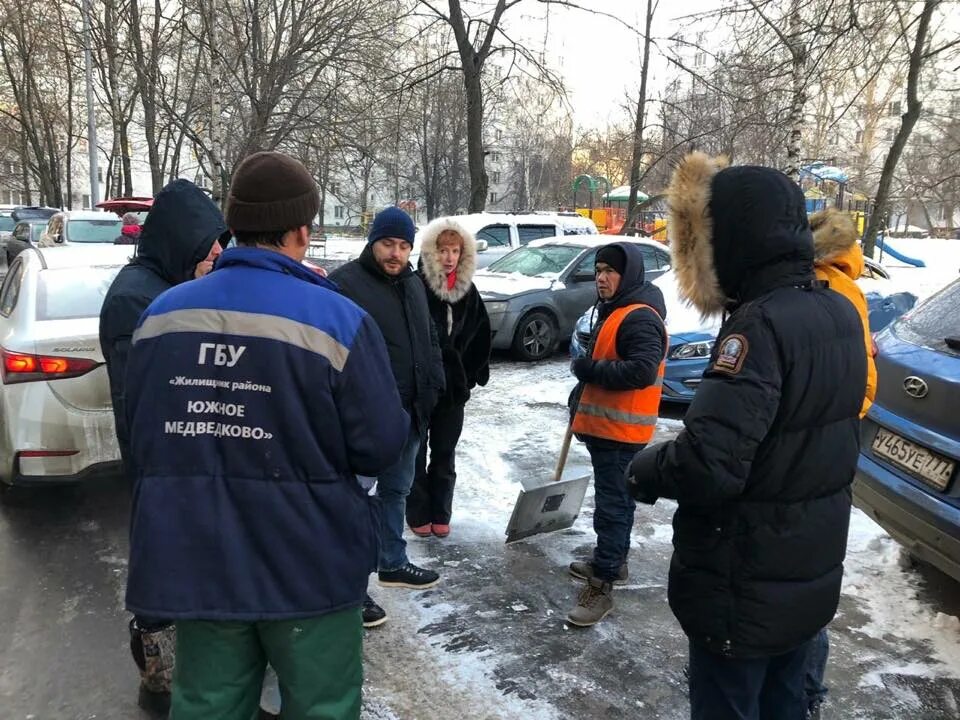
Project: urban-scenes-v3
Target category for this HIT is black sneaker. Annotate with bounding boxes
[378,562,440,589]
[362,594,387,628]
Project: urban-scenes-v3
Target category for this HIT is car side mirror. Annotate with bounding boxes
[476,239,488,252]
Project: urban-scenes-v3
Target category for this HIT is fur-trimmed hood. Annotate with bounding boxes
[810,208,864,280]
[667,152,729,315]
[667,152,815,315]
[417,216,478,303]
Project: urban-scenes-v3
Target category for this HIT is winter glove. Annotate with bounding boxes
[570,358,596,382]
[627,443,667,505]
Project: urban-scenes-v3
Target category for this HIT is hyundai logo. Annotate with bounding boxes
[903,376,929,399]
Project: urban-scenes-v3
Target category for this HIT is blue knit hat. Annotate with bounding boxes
[368,207,415,245]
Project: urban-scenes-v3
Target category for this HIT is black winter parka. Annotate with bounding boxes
[329,246,445,434]
[630,159,866,659]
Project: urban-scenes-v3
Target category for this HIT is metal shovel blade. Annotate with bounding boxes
[504,473,591,544]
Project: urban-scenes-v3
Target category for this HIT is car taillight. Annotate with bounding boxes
[1,348,101,384]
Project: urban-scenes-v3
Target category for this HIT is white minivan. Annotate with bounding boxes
[452,212,599,268]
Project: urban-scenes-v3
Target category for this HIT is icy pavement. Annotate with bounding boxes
[361,356,960,720]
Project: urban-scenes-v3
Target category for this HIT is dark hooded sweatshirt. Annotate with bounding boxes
[99,179,227,467]
[572,241,667,451]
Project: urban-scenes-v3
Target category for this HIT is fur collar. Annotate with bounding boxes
[667,152,730,315]
[418,216,477,303]
[810,208,857,262]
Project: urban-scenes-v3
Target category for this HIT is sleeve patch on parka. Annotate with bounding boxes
[713,333,748,374]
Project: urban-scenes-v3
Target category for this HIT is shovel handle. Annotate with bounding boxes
[554,422,574,482]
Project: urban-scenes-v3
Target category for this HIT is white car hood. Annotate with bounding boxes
[474,271,556,299]
[652,271,722,334]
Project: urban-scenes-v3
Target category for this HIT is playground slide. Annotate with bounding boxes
[875,236,926,267]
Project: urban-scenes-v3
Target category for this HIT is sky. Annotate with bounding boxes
[536,0,725,130]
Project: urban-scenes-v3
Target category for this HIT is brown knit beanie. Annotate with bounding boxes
[226,151,320,232]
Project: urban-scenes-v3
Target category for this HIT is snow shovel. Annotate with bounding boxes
[504,420,591,544]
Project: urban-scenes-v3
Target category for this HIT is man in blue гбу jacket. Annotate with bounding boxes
[123,151,409,719]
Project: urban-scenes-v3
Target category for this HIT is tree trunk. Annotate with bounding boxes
[462,65,487,212]
[622,0,655,233]
[130,0,163,193]
[784,0,806,181]
[862,0,936,257]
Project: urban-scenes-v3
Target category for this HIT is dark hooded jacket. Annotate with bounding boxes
[571,241,667,451]
[99,179,227,466]
[629,155,866,659]
[416,217,491,407]
[329,244,445,434]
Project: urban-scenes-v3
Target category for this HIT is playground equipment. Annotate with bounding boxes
[875,235,926,267]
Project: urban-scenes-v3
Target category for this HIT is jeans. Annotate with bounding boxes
[408,403,465,527]
[377,426,421,571]
[688,638,812,720]
[588,444,639,582]
[803,628,829,712]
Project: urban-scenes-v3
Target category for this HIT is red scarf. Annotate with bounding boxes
[446,270,457,291]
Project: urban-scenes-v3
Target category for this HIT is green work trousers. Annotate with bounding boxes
[169,606,362,720]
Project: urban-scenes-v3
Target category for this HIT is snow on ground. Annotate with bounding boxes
[869,237,960,302]
[357,238,960,718]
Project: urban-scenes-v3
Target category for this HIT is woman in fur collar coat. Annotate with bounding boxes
[407,217,491,538]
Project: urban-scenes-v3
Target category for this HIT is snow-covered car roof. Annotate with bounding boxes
[526,235,667,251]
[58,210,120,221]
[32,244,135,269]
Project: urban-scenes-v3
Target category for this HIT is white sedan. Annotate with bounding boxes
[0,244,133,495]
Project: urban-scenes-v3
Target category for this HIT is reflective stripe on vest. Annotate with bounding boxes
[571,303,667,444]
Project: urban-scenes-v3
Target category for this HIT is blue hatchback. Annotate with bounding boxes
[854,278,960,582]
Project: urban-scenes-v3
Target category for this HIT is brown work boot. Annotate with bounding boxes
[566,576,613,627]
[568,559,628,586]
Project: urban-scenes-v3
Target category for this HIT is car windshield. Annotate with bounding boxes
[66,218,122,243]
[895,279,960,357]
[0,215,14,232]
[37,266,123,320]
[487,245,583,276]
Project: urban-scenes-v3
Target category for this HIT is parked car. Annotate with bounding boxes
[570,257,917,404]
[0,205,17,246]
[38,210,123,247]
[5,207,59,266]
[6,220,47,267]
[476,236,672,361]
[450,212,599,269]
[854,277,960,583]
[0,244,133,497]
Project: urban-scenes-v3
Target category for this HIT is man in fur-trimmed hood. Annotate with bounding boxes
[407,216,491,538]
[627,153,867,719]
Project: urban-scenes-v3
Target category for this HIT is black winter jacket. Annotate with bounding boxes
[329,245,445,433]
[630,160,866,659]
[99,180,227,466]
[416,217,491,408]
[572,241,667,451]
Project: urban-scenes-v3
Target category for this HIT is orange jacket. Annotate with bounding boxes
[572,303,666,444]
[810,209,876,417]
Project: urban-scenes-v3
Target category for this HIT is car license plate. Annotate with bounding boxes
[872,428,955,491]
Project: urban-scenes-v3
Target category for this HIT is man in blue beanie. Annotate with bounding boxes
[330,207,445,627]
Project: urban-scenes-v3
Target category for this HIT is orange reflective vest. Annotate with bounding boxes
[572,303,666,445]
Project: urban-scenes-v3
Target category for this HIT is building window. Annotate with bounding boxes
[489,191,498,204]
[490,152,501,163]
[82,194,91,208]
[888,101,901,117]
[491,171,501,184]
[855,130,863,144]
[334,205,344,219]
[495,129,503,141]
[694,51,707,67]
[329,182,339,196]
[885,128,896,142]
[97,168,103,183]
